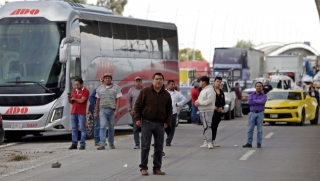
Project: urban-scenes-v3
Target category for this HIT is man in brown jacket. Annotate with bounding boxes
[134,72,172,176]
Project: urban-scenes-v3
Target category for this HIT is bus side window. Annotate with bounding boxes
[99,22,113,57]
[162,29,178,60]
[126,25,139,58]
[149,27,163,59]
[137,26,150,58]
[113,23,127,58]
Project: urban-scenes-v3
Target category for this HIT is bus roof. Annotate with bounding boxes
[0,1,177,30]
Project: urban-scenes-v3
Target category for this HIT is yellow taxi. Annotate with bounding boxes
[264,90,318,125]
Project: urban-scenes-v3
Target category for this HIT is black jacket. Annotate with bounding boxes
[214,88,226,109]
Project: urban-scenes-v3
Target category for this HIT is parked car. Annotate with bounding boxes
[264,90,318,125]
[178,86,192,124]
[0,113,4,144]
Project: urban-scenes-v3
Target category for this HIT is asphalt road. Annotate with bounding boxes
[1,116,320,181]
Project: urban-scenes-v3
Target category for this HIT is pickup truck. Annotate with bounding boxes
[210,78,236,120]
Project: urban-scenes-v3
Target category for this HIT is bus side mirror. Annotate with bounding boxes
[59,37,75,63]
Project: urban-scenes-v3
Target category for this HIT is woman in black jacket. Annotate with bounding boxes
[211,77,225,147]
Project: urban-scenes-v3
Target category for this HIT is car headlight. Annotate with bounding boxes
[288,106,298,109]
[242,92,248,100]
[50,107,64,123]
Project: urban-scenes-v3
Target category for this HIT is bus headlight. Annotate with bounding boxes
[50,107,64,123]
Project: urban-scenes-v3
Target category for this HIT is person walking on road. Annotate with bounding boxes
[195,76,216,149]
[243,82,267,148]
[165,80,187,146]
[96,73,122,150]
[235,82,242,117]
[68,77,90,150]
[88,78,104,146]
[127,76,144,149]
[211,77,225,147]
[263,80,273,94]
[191,83,200,124]
[308,82,319,104]
[134,72,172,176]
[294,80,303,90]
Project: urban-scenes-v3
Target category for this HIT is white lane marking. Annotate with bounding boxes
[239,150,256,160]
[265,132,274,139]
[0,142,19,148]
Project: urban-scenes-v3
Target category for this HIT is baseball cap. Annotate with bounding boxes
[135,76,142,81]
[103,73,112,79]
[298,80,302,83]
[193,82,199,88]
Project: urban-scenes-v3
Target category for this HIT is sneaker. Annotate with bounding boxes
[242,143,252,148]
[212,141,220,147]
[109,145,115,149]
[207,142,213,149]
[68,144,77,150]
[134,145,140,149]
[95,143,100,146]
[200,140,208,148]
[97,146,105,150]
[257,144,261,148]
[79,146,85,150]
[166,142,171,146]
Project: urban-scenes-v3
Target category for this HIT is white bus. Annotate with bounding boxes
[0,1,179,140]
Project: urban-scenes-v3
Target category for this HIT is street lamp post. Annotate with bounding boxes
[192,11,200,61]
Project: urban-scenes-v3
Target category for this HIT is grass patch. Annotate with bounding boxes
[7,154,29,162]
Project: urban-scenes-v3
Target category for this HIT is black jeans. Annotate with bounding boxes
[165,113,177,144]
[212,111,222,141]
[140,119,164,171]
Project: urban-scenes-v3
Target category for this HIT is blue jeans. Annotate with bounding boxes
[99,108,115,146]
[247,112,264,145]
[71,114,86,147]
[191,104,199,123]
[93,107,100,144]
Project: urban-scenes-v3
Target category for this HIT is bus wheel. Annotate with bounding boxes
[86,110,94,139]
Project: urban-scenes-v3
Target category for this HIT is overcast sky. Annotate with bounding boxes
[2,0,320,63]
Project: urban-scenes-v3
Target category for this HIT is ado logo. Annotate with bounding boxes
[10,9,40,15]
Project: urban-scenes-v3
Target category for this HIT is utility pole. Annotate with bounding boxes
[210,12,215,63]
[192,11,200,61]
[146,4,150,19]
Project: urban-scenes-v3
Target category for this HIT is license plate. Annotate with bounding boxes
[270,114,278,118]
[11,123,22,129]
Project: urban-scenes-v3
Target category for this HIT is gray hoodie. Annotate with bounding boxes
[127,86,144,112]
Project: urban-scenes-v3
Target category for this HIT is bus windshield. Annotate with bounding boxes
[0,17,66,88]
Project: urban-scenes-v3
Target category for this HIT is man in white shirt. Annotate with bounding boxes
[294,81,303,90]
[165,80,187,146]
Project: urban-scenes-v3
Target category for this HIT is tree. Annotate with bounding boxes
[97,0,128,15]
[64,0,87,4]
[234,40,255,48]
[179,48,206,62]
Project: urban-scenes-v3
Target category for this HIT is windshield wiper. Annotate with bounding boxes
[6,81,52,93]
